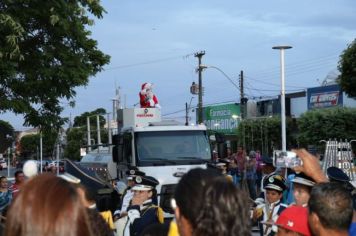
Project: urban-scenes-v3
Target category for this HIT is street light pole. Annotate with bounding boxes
[40,131,43,173]
[272,45,292,152]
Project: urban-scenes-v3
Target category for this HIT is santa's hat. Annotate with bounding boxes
[141,82,152,90]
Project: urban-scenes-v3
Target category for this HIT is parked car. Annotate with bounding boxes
[46,161,65,173]
[0,160,8,170]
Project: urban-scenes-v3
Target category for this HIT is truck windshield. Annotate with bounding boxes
[135,130,211,166]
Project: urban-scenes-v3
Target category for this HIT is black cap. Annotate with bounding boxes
[326,167,350,182]
[215,158,230,167]
[292,172,315,187]
[132,175,159,191]
[264,174,287,192]
[126,169,146,180]
[262,156,273,165]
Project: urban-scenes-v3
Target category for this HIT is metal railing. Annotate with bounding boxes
[321,139,355,181]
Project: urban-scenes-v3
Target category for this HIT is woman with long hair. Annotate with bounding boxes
[5,173,93,236]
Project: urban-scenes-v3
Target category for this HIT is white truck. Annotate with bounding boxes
[113,107,212,214]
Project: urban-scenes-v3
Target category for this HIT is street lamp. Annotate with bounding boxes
[185,97,195,126]
[272,45,292,152]
[199,65,240,91]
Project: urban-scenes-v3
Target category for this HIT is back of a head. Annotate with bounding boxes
[309,182,353,232]
[195,177,250,236]
[174,168,250,236]
[5,173,93,236]
[174,168,220,229]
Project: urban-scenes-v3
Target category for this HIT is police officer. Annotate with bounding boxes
[114,169,146,218]
[123,175,163,236]
[290,172,315,206]
[214,158,233,182]
[115,169,146,236]
[253,174,288,236]
[255,156,277,205]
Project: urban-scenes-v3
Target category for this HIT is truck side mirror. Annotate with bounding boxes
[112,134,124,163]
[215,133,226,143]
[112,145,123,163]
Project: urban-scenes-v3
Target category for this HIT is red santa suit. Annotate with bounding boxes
[139,83,161,108]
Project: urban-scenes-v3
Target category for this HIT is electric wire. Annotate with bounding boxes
[105,53,195,70]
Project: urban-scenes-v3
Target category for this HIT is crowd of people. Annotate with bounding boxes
[0,148,355,236]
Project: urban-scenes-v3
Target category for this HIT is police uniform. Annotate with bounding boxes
[119,169,146,214]
[115,169,146,236]
[292,172,315,187]
[123,175,164,236]
[255,156,276,205]
[214,158,233,182]
[255,174,287,236]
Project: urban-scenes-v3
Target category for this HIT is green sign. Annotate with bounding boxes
[202,103,240,134]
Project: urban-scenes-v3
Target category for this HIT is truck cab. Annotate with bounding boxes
[113,108,212,215]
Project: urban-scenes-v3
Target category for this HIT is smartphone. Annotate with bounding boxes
[273,150,302,168]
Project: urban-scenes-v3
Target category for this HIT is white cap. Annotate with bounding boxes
[59,173,81,184]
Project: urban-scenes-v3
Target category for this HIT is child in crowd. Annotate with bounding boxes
[291,172,315,207]
[253,174,287,236]
[274,206,311,236]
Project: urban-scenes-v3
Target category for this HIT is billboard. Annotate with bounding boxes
[202,103,240,134]
[307,85,343,109]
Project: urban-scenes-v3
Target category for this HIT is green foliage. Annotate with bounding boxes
[19,130,57,159]
[64,108,109,160]
[0,0,110,130]
[64,127,86,160]
[20,134,39,158]
[237,116,297,156]
[73,108,106,127]
[297,107,356,148]
[338,39,356,97]
[0,120,14,153]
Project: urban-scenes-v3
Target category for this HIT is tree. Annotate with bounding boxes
[0,0,110,130]
[73,108,106,127]
[64,108,108,160]
[237,116,297,156]
[0,120,14,153]
[297,107,356,149]
[63,127,85,160]
[19,130,57,159]
[338,39,356,97]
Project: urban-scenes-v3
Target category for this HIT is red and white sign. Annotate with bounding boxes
[309,91,339,108]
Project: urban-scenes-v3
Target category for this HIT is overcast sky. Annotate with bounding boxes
[2,0,356,130]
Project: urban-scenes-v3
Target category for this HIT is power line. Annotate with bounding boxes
[245,75,307,89]
[162,100,236,117]
[250,53,339,77]
[105,53,195,70]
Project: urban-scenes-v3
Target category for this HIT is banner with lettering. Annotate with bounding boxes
[307,85,343,109]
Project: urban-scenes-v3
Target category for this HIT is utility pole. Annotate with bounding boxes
[185,102,188,126]
[239,70,247,149]
[195,51,205,124]
[239,70,245,119]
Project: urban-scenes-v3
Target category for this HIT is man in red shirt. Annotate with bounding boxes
[9,170,25,198]
[235,146,246,186]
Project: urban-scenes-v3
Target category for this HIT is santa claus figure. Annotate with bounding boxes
[139,83,161,109]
